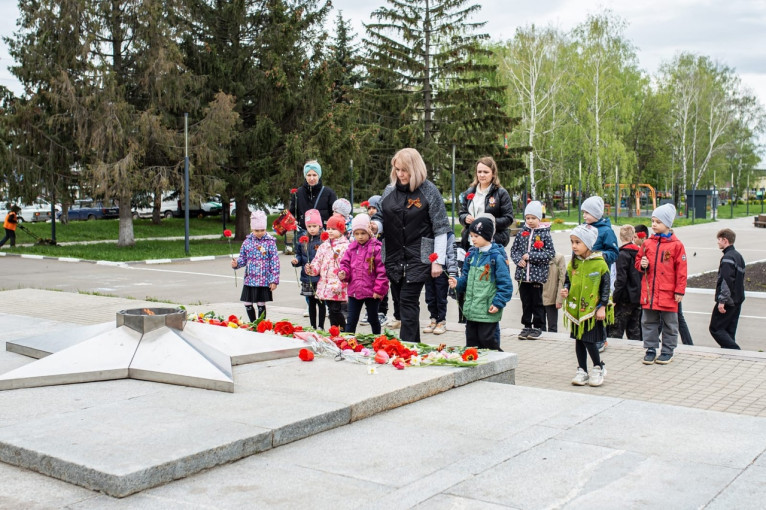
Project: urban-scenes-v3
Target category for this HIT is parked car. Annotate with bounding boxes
[176,197,222,218]
[132,193,179,219]
[0,198,60,223]
[60,199,120,221]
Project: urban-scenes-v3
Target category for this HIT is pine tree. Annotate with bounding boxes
[362,0,521,191]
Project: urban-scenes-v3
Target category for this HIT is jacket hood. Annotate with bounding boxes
[521,223,551,233]
[620,243,639,252]
[590,217,612,228]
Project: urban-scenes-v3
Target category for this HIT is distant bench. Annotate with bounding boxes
[755,215,766,228]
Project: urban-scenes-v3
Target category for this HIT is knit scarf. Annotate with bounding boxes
[563,252,615,339]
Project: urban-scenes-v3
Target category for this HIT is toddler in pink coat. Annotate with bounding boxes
[306,215,349,330]
[338,214,388,334]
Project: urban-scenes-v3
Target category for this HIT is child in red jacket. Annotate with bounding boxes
[635,204,687,365]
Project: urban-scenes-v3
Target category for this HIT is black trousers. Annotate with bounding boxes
[709,303,742,349]
[576,340,603,372]
[346,297,381,334]
[465,320,501,350]
[326,300,346,330]
[307,296,326,330]
[424,273,449,322]
[0,228,15,248]
[608,303,642,340]
[519,282,545,329]
[390,278,426,343]
[543,305,559,332]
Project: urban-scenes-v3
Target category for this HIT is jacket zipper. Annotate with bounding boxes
[649,238,661,308]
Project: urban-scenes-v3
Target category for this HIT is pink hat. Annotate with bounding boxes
[351,213,371,234]
[304,209,322,227]
[326,214,346,234]
[250,211,267,230]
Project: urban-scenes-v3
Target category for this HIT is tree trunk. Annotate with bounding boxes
[117,190,135,247]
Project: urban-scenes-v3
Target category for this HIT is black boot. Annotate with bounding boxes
[257,305,266,320]
[245,305,256,322]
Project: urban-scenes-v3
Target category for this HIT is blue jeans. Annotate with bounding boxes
[424,273,449,323]
[346,297,381,334]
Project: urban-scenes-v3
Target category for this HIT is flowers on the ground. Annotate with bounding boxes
[299,348,314,361]
[188,311,487,370]
[462,348,479,362]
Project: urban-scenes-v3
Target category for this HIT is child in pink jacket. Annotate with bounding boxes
[306,215,350,330]
[338,214,388,334]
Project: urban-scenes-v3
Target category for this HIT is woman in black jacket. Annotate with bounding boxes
[373,148,451,343]
[458,156,514,249]
[289,160,338,232]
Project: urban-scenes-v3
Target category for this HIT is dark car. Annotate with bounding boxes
[60,199,120,221]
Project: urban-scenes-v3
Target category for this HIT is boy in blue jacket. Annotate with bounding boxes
[581,195,619,351]
[449,217,512,350]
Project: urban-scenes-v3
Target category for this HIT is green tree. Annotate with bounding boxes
[363,0,519,191]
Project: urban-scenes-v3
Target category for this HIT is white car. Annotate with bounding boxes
[132,193,179,219]
[1,198,60,222]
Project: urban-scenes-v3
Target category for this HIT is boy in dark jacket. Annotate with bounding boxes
[510,201,555,339]
[636,204,687,365]
[709,228,745,349]
[608,224,642,340]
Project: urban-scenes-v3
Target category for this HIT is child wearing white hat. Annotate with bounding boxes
[561,224,614,387]
[231,211,280,321]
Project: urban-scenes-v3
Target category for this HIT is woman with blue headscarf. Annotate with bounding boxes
[289,160,338,232]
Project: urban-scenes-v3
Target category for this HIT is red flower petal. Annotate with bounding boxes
[290,188,298,194]
[299,348,314,361]
[329,325,340,337]
[521,231,530,237]
[428,253,438,263]
[637,232,647,239]
[467,193,475,201]
[320,232,329,241]
[462,348,479,361]
[223,229,232,238]
[533,240,544,249]
[361,201,369,207]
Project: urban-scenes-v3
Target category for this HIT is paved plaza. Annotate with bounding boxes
[0,216,765,508]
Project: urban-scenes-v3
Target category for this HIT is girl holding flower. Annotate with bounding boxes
[509,200,555,339]
[305,215,350,330]
[290,209,326,330]
[231,211,280,322]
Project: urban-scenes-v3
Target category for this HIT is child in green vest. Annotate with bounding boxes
[561,224,614,387]
[448,217,513,350]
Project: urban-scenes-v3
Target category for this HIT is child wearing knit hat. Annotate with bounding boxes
[636,203,688,365]
[580,195,619,353]
[332,198,353,239]
[231,211,280,322]
[305,212,350,331]
[291,209,326,330]
[337,214,389,334]
[448,216,513,350]
[561,224,613,387]
[509,201,555,339]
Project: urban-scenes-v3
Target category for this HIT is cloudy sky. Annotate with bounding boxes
[0,0,763,149]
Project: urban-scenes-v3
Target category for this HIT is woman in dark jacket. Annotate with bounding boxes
[289,160,338,232]
[458,156,514,249]
[372,148,451,343]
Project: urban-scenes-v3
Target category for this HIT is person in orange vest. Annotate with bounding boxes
[0,205,20,248]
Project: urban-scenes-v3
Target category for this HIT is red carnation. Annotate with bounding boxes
[466,193,475,201]
[290,188,298,194]
[320,232,329,241]
[223,229,233,238]
[462,347,479,362]
[361,200,370,207]
[274,321,295,336]
[329,325,340,337]
[298,348,314,361]
[637,232,647,239]
[521,231,530,237]
[299,235,309,244]
[228,314,239,323]
[256,320,273,333]
[428,253,438,263]
[533,240,544,249]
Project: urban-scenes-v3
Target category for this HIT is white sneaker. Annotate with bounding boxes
[589,365,606,387]
[303,307,309,318]
[359,313,369,326]
[432,321,447,335]
[572,368,589,386]
[423,319,437,333]
[378,314,388,326]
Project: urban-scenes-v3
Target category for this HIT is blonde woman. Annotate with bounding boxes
[371,148,451,343]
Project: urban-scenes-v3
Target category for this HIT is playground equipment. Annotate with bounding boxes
[604,184,658,217]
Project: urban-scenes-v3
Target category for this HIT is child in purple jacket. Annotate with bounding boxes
[231,211,280,321]
[338,214,388,334]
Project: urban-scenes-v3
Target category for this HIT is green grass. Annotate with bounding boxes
[16,215,279,243]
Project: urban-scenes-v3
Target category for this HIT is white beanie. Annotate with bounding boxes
[250,211,267,230]
[332,198,352,218]
[652,203,676,228]
[581,196,604,220]
[524,200,543,220]
[572,224,599,251]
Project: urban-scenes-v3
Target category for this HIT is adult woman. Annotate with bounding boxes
[373,148,451,343]
[289,160,338,233]
[458,156,514,249]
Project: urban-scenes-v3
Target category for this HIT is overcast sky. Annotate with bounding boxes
[1,0,763,152]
